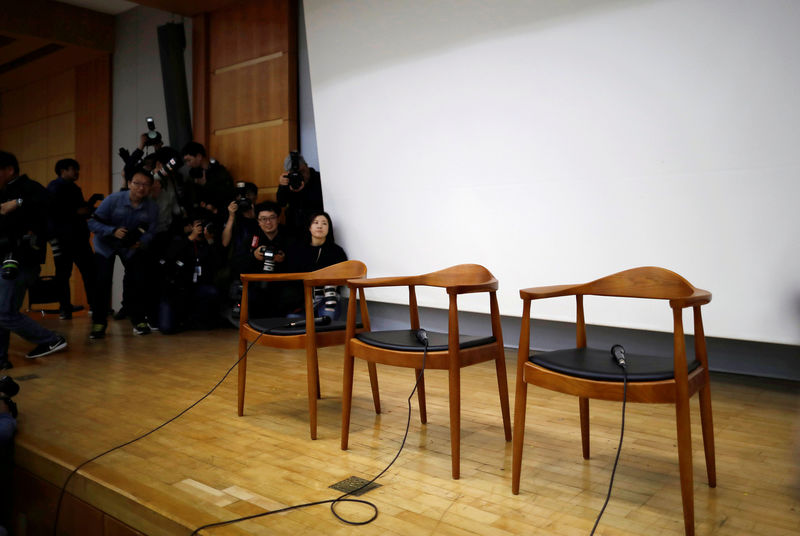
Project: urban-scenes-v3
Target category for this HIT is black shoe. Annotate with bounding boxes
[26,336,68,359]
[133,323,151,335]
[0,359,12,370]
[113,307,128,320]
[59,310,73,320]
[89,324,106,339]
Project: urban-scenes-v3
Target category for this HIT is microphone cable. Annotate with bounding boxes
[52,331,266,536]
[590,346,628,535]
[190,328,431,535]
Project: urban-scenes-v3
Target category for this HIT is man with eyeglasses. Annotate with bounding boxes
[246,201,296,317]
[88,168,159,339]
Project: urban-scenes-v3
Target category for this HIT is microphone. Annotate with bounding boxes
[610,344,627,369]
[287,316,332,328]
[415,329,429,346]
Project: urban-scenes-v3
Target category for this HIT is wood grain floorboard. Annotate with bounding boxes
[5,314,799,535]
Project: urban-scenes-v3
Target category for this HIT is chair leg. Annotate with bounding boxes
[448,365,461,479]
[675,393,696,536]
[415,369,427,424]
[698,382,717,487]
[306,348,320,440]
[367,362,381,414]
[494,350,512,441]
[237,336,248,417]
[511,379,529,495]
[579,397,590,460]
[341,353,355,450]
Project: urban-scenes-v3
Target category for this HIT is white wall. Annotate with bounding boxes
[303,0,800,346]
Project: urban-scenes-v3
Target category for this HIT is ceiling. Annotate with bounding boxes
[0,0,236,91]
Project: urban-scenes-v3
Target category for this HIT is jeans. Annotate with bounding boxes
[91,251,150,327]
[0,263,58,358]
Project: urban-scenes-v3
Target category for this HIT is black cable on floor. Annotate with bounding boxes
[52,332,265,536]
[190,330,431,534]
[589,365,628,535]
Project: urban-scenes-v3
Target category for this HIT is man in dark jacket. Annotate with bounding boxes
[47,158,99,319]
[0,151,67,366]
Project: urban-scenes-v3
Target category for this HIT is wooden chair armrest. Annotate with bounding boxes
[670,289,712,308]
[240,271,311,283]
[346,275,421,289]
[519,284,580,300]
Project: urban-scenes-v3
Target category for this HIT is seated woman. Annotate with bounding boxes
[285,211,347,320]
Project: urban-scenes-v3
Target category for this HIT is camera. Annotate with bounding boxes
[0,375,19,419]
[155,157,179,181]
[0,234,37,280]
[259,246,276,272]
[286,151,303,189]
[234,181,253,211]
[144,117,162,147]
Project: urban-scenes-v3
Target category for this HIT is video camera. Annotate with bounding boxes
[286,151,303,189]
[0,375,19,419]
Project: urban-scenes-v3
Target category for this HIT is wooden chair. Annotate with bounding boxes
[511,267,716,536]
[238,260,371,440]
[341,264,512,479]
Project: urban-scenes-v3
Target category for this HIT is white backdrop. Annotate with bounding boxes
[304,0,800,345]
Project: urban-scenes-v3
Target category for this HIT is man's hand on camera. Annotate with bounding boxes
[275,251,285,263]
[0,199,19,216]
[227,200,238,217]
[138,133,148,150]
[278,172,290,187]
[253,248,264,261]
[113,227,128,240]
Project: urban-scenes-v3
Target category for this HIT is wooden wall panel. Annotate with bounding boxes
[211,120,295,188]
[194,0,297,200]
[48,69,77,116]
[47,112,76,156]
[210,53,293,131]
[75,55,112,198]
[209,0,293,69]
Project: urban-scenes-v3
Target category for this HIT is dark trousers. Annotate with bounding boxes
[53,237,96,311]
[91,251,149,327]
[0,263,57,358]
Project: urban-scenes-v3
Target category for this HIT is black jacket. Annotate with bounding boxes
[0,174,51,265]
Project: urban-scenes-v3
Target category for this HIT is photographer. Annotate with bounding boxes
[88,168,159,339]
[221,182,259,279]
[0,151,67,366]
[276,152,323,238]
[245,201,296,318]
[47,158,101,319]
[156,212,224,333]
[181,141,234,211]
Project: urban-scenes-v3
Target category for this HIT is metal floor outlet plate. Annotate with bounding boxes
[329,476,381,496]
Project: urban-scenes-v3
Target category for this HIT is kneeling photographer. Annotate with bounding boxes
[0,151,67,365]
[88,168,159,339]
[156,211,224,334]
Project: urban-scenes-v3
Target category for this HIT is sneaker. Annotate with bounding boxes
[89,324,106,339]
[147,322,160,332]
[59,310,72,320]
[133,323,151,335]
[26,336,68,359]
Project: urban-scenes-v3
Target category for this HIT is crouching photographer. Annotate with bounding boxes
[0,151,67,366]
[87,168,159,339]
[155,213,224,333]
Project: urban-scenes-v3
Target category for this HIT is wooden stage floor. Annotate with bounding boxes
[6,314,800,535]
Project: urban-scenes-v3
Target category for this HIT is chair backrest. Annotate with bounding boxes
[305,260,367,286]
[417,264,498,292]
[575,267,701,301]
